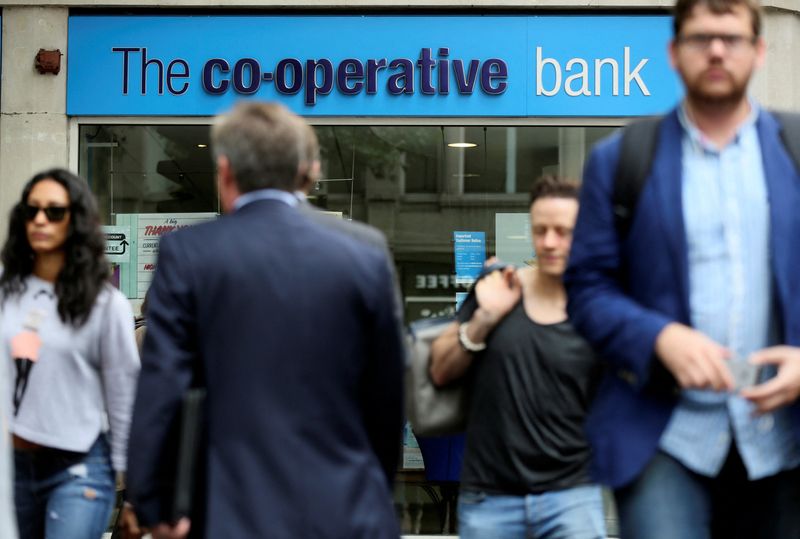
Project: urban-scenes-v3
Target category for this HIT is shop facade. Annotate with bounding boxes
[1,1,799,536]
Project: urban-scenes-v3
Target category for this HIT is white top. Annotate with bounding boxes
[3,275,140,471]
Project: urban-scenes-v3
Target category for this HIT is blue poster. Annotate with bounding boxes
[454,231,486,285]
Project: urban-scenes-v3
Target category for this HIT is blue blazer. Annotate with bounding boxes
[565,108,800,489]
[127,199,405,538]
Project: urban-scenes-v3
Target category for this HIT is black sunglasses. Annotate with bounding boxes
[24,204,70,222]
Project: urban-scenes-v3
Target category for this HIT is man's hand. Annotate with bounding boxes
[475,265,521,321]
[655,323,733,391]
[150,518,191,539]
[740,346,800,414]
[429,263,520,386]
[118,503,144,539]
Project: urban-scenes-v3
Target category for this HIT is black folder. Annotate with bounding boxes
[171,388,206,521]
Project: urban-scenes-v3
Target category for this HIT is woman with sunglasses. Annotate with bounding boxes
[0,168,140,538]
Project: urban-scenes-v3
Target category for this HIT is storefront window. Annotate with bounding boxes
[80,125,217,219]
[79,121,617,535]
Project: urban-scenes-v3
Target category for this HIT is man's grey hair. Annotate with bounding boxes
[211,101,307,193]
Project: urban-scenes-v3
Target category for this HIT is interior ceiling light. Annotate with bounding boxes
[447,142,478,148]
[197,144,208,148]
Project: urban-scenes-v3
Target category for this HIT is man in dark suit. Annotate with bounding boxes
[126,102,405,539]
[565,1,800,537]
[294,122,403,325]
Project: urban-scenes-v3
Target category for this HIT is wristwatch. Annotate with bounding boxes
[458,322,487,353]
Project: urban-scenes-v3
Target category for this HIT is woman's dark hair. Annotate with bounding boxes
[0,168,110,327]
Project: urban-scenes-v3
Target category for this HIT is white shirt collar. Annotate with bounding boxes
[233,188,299,212]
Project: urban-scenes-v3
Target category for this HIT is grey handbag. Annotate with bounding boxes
[405,262,510,437]
[405,315,468,437]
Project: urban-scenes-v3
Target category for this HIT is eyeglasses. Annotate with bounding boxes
[677,33,757,53]
[24,204,70,222]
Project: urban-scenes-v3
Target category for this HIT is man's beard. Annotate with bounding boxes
[684,68,749,108]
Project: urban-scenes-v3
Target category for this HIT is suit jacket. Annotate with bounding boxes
[565,108,800,489]
[127,198,405,538]
[297,201,403,325]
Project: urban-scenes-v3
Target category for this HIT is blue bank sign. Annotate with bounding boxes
[67,15,682,117]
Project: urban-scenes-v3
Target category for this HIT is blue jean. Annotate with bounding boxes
[458,485,607,539]
[615,449,800,539]
[14,435,115,539]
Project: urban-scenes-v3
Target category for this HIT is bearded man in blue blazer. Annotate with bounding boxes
[566,1,800,537]
[126,101,405,539]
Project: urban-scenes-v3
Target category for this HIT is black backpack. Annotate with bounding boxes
[612,112,800,239]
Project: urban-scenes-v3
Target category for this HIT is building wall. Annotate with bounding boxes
[0,3,797,239]
[0,7,68,236]
[753,8,800,110]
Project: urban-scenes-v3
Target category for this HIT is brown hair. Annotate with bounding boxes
[298,122,321,185]
[211,101,307,193]
[529,175,580,206]
[673,0,762,37]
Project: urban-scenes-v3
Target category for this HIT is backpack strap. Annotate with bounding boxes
[772,111,800,174]
[612,116,663,240]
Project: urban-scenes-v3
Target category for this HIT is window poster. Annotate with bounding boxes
[402,422,424,470]
[102,225,131,290]
[453,231,486,286]
[111,213,218,298]
[495,213,535,268]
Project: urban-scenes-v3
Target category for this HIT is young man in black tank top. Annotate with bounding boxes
[430,176,605,539]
